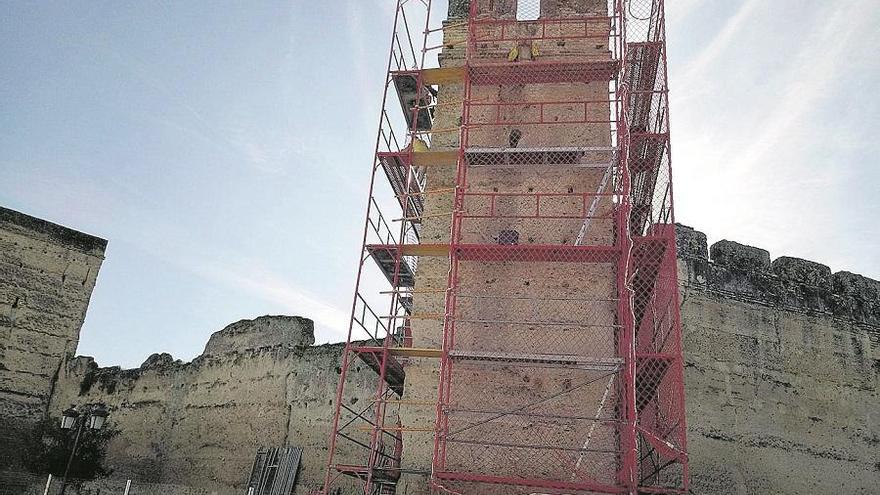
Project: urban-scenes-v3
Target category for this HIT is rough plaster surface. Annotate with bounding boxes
[398,1,618,490]
[676,225,880,493]
[1,208,878,493]
[22,225,877,495]
[0,207,105,467]
[47,316,377,495]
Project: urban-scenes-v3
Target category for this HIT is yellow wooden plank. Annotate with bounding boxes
[389,347,442,358]
[398,243,450,257]
[377,312,443,320]
[421,66,465,85]
[399,211,455,223]
[413,150,458,167]
[379,288,447,295]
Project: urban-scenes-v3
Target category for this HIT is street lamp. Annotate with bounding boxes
[58,403,110,495]
[60,406,79,430]
[87,404,109,430]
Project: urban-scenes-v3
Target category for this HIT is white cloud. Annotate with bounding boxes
[664,0,703,28]
[673,0,761,102]
[189,256,351,343]
[671,0,880,277]
[113,203,353,343]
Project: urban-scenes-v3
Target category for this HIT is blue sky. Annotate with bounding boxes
[2,1,878,368]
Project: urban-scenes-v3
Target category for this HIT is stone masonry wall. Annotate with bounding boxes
[46,316,378,495]
[35,223,879,494]
[0,207,106,467]
[9,223,879,494]
[676,225,879,493]
[401,1,616,492]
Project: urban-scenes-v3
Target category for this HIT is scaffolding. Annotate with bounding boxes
[322,1,687,494]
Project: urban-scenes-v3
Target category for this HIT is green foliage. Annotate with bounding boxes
[22,417,120,482]
[78,367,97,396]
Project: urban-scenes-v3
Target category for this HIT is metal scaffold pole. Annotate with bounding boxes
[322,1,687,494]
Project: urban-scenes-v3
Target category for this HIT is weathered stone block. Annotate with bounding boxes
[771,256,831,287]
[710,240,771,271]
[0,207,107,256]
[707,263,775,300]
[833,271,880,299]
[675,223,708,260]
[202,315,314,355]
[830,271,880,325]
[140,352,179,371]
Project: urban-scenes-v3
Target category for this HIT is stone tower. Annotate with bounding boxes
[324,1,687,493]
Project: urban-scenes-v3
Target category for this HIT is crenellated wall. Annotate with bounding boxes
[677,225,880,326]
[45,316,378,495]
[3,213,877,494]
[676,224,879,493]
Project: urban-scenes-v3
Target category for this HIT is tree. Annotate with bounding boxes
[22,417,120,483]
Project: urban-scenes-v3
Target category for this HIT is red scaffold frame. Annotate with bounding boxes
[321,1,687,494]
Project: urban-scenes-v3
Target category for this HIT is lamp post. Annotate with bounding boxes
[59,403,109,495]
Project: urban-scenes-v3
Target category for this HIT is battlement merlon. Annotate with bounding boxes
[675,224,880,326]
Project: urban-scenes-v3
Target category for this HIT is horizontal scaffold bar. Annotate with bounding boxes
[367,243,449,257]
[373,398,436,406]
[356,425,434,432]
[433,471,622,495]
[366,243,621,262]
[335,464,401,482]
[367,236,666,267]
[448,350,623,370]
[468,59,620,85]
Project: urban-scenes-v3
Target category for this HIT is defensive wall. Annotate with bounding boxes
[2,212,876,493]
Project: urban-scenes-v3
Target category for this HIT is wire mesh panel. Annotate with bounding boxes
[632,226,687,491]
[431,0,686,494]
[323,0,686,493]
[625,0,688,491]
[432,1,627,493]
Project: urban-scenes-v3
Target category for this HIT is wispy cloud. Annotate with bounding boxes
[94,37,316,176]
[189,256,351,343]
[95,41,244,154]
[227,123,311,174]
[673,0,761,101]
[672,0,880,277]
[344,0,375,130]
[3,166,353,345]
[664,0,704,30]
[729,5,859,175]
[116,203,353,343]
